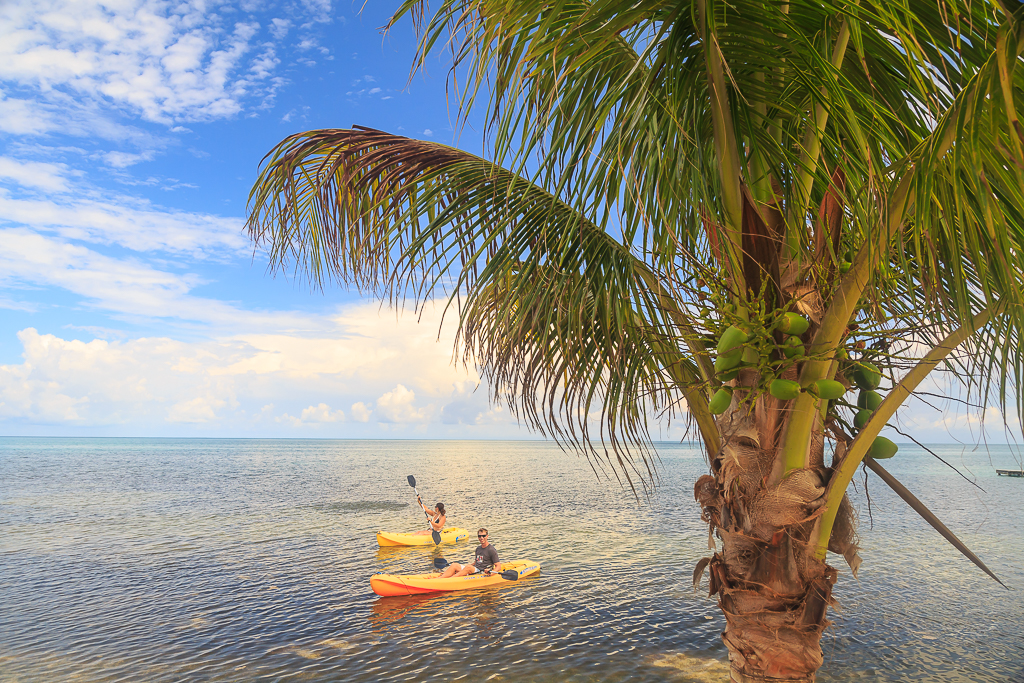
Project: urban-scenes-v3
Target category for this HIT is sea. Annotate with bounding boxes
[1,438,1022,682]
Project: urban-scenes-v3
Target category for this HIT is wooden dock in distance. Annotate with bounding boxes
[996,469,1024,477]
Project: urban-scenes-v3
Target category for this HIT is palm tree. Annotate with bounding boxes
[247,1,1022,680]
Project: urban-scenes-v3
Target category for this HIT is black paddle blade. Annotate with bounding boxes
[407,475,416,488]
[432,530,442,545]
[498,570,519,581]
[433,558,449,569]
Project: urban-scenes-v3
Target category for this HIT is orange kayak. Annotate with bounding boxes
[376,527,471,546]
[370,560,541,596]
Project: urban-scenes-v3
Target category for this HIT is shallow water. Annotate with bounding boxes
[1,438,1022,682]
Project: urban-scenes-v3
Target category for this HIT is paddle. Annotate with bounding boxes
[433,557,519,581]
[407,475,442,545]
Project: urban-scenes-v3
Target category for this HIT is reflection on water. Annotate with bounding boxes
[650,653,732,681]
[369,593,440,628]
[1,438,1022,682]
[314,500,411,513]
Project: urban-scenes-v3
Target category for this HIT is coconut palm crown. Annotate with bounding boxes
[247,1,1024,680]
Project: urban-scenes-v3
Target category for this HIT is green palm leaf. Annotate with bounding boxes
[247,127,719,477]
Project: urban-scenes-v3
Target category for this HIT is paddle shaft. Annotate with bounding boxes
[407,475,442,545]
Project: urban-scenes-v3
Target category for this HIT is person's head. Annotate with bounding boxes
[435,503,446,516]
[477,528,489,545]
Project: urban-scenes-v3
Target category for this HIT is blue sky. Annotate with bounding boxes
[0,0,1012,443]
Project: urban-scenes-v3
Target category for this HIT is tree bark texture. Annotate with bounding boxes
[695,379,842,682]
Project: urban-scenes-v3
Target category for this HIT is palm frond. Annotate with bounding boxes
[246,126,717,482]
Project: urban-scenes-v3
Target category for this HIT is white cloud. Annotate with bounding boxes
[168,395,229,423]
[278,402,346,426]
[350,401,370,422]
[0,328,240,425]
[101,150,156,168]
[375,384,429,423]
[0,196,246,256]
[422,129,433,137]
[0,228,319,330]
[0,92,55,134]
[0,302,516,434]
[0,296,38,312]
[301,402,344,422]
[0,157,73,191]
[300,0,332,24]
[0,1,284,124]
[270,18,291,39]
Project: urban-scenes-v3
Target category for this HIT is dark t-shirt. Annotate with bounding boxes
[473,544,499,570]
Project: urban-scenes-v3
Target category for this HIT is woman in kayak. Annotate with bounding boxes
[413,499,446,536]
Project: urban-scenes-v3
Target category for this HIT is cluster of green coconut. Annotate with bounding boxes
[846,360,899,459]
[707,312,820,415]
[705,310,898,461]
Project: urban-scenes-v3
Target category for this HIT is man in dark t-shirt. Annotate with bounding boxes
[437,528,502,578]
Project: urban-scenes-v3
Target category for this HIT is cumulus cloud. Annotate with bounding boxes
[350,401,370,422]
[0,302,514,435]
[375,384,429,423]
[278,402,346,426]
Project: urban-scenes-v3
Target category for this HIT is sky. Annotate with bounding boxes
[0,0,1015,445]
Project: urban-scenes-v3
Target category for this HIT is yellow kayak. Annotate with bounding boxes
[376,527,471,547]
[370,560,541,596]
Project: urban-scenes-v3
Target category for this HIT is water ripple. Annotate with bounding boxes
[1,438,1021,682]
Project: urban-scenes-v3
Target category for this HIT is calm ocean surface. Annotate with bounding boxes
[1,438,1022,682]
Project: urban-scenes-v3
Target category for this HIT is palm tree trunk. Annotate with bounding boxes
[696,386,836,681]
[710,538,837,681]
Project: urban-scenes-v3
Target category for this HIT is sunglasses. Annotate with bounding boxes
[477,534,488,538]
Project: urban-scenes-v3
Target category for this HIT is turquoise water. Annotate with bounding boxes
[1,438,1022,682]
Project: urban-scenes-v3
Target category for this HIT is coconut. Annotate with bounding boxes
[709,387,734,415]
[715,348,743,373]
[717,367,741,381]
[779,312,810,336]
[769,379,801,401]
[783,336,805,359]
[814,379,846,400]
[717,325,748,355]
[852,361,881,390]
[868,436,898,459]
[857,389,884,411]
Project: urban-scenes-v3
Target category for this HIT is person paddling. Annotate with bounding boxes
[412,499,446,536]
[435,528,501,577]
